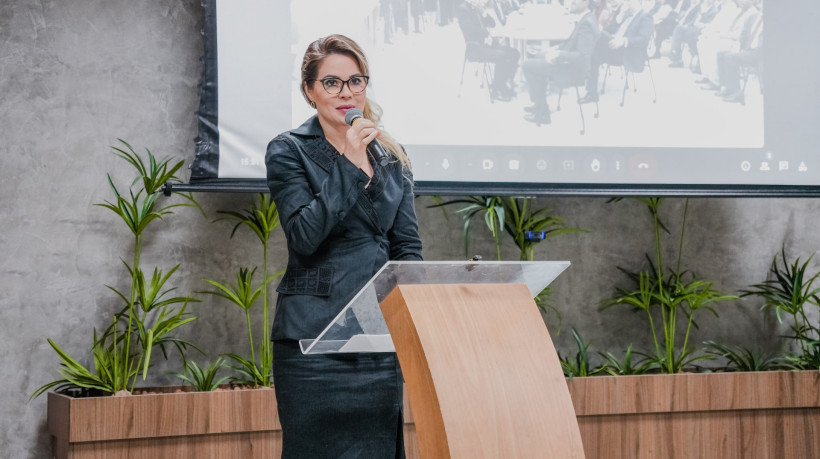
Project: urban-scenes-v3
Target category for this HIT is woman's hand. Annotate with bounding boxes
[342,117,379,177]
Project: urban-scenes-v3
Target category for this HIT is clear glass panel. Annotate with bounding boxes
[299,261,570,354]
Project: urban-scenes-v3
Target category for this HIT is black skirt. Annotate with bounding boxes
[272,340,405,459]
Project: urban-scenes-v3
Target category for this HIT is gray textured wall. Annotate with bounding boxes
[2,1,819,457]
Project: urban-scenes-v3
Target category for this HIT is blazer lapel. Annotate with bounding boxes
[293,115,389,234]
[292,115,337,173]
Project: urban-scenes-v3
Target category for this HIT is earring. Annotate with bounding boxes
[309,100,316,108]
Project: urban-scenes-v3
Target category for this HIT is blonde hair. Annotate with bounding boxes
[300,34,410,169]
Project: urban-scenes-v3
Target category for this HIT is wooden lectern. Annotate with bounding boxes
[300,261,585,458]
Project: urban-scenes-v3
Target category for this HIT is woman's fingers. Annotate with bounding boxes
[342,119,379,172]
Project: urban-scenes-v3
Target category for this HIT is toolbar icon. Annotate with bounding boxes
[590,159,601,172]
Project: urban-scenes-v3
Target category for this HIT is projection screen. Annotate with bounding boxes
[187,0,820,196]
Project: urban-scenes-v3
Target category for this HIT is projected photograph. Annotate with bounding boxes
[193,0,818,193]
[290,0,764,149]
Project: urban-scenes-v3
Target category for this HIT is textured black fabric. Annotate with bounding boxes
[276,266,334,296]
[272,341,405,459]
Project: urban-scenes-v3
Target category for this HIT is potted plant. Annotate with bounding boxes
[742,248,820,370]
[429,195,584,327]
[38,142,281,459]
[564,198,820,459]
[204,193,282,387]
[33,140,201,400]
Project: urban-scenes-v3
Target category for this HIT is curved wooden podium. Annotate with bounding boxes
[381,282,585,458]
[299,261,585,458]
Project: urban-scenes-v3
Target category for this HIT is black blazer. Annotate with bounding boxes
[266,116,423,342]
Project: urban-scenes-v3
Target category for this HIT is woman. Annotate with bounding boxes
[265,34,423,458]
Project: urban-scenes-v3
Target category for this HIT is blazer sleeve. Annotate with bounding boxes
[266,135,370,257]
[387,168,423,261]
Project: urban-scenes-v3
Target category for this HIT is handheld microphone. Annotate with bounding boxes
[344,108,390,166]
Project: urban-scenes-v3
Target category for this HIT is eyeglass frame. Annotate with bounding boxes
[310,75,370,95]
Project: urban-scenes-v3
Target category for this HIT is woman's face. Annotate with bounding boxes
[304,53,367,130]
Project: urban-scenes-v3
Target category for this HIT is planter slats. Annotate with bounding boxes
[567,371,820,416]
[576,408,820,459]
[67,432,281,459]
[51,388,279,443]
[50,372,820,458]
[49,386,417,459]
[49,388,283,459]
[567,371,820,459]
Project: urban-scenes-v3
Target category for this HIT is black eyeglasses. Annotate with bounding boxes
[315,75,370,95]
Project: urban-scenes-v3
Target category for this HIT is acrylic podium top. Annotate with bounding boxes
[299,261,570,354]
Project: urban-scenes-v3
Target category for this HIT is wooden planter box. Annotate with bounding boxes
[48,386,420,459]
[47,386,281,458]
[566,371,820,459]
[49,372,819,458]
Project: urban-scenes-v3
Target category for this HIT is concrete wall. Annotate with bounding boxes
[1,1,818,456]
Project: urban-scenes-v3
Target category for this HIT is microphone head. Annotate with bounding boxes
[344,108,364,126]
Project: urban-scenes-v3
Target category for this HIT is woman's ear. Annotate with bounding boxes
[303,82,316,108]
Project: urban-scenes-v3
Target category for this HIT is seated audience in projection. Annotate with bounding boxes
[455,0,520,101]
[596,0,626,30]
[521,0,600,124]
[715,10,762,103]
[581,0,655,103]
[667,0,721,69]
[695,0,759,90]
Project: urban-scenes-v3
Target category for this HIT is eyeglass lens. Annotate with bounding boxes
[321,76,369,94]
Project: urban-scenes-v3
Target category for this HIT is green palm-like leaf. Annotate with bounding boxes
[742,249,820,368]
[534,286,562,333]
[603,198,734,373]
[134,265,199,313]
[499,197,586,261]
[213,194,283,387]
[600,344,655,376]
[203,268,265,312]
[203,267,276,380]
[703,341,786,372]
[560,329,607,378]
[216,193,280,245]
[34,141,201,399]
[224,353,269,387]
[138,301,198,378]
[431,196,506,259]
[171,358,231,392]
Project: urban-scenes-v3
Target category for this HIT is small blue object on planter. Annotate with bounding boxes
[524,231,547,242]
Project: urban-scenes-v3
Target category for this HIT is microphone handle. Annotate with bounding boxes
[367,139,390,167]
